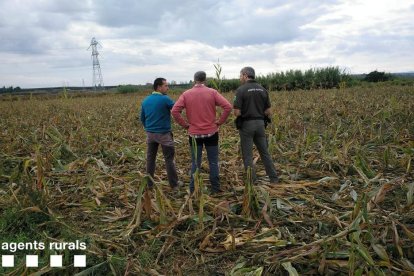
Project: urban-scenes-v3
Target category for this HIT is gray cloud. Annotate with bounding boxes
[89,0,337,47]
[0,1,90,54]
[0,0,336,56]
[0,0,413,87]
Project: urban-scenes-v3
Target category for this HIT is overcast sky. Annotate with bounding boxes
[1,0,413,88]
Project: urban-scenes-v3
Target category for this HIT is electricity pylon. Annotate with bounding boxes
[87,37,104,89]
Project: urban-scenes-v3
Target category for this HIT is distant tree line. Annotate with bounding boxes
[363,70,393,82]
[206,68,414,92]
[117,83,192,94]
[257,67,349,91]
[206,67,351,92]
[4,69,412,95]
[0,86,21,93]
[117,68,410,94]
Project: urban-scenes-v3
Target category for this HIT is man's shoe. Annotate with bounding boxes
[211,188,224,195]
[270,177,279,185]
[169,181,183,193]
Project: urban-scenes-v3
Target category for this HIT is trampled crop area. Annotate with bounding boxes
[0,85,413,275]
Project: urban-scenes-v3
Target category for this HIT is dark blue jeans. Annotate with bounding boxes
[189,133,220,193]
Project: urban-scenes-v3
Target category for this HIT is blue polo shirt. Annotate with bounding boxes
[140,92,175,133]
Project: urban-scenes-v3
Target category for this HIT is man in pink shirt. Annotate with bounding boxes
[172,71,232,194]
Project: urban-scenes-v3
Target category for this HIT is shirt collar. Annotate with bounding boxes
[152,91,163,95]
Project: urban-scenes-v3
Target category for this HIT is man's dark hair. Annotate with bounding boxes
[153,78,166,91]
[194,71,206,82]
[240,67,255,79]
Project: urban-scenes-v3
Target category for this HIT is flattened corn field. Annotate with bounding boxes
[0,85,413,275]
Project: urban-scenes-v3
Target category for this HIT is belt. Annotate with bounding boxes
[242,116,264,121]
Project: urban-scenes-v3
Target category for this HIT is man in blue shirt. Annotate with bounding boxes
[140,78,179,189]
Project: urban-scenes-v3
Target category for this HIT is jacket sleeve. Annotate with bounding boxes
[233,88,243,109]
[140,104,146,127]
[171,95,189,128]
[215,91,232,125]
[264,91,271,109]
[166,96,175,110]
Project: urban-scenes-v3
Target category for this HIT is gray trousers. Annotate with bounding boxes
[239,120,278,182]
[146,132,178,187]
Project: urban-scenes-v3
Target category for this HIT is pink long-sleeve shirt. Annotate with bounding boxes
[171,84,232,135]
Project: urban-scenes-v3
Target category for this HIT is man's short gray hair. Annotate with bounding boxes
[194,71,207,82]
[241,67,255,79]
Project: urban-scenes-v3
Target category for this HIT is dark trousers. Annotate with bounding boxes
[239,120,278,182]
[146,132,178,187]
[188,133,220,193]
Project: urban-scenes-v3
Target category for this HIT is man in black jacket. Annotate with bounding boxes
[233,66,279,184]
